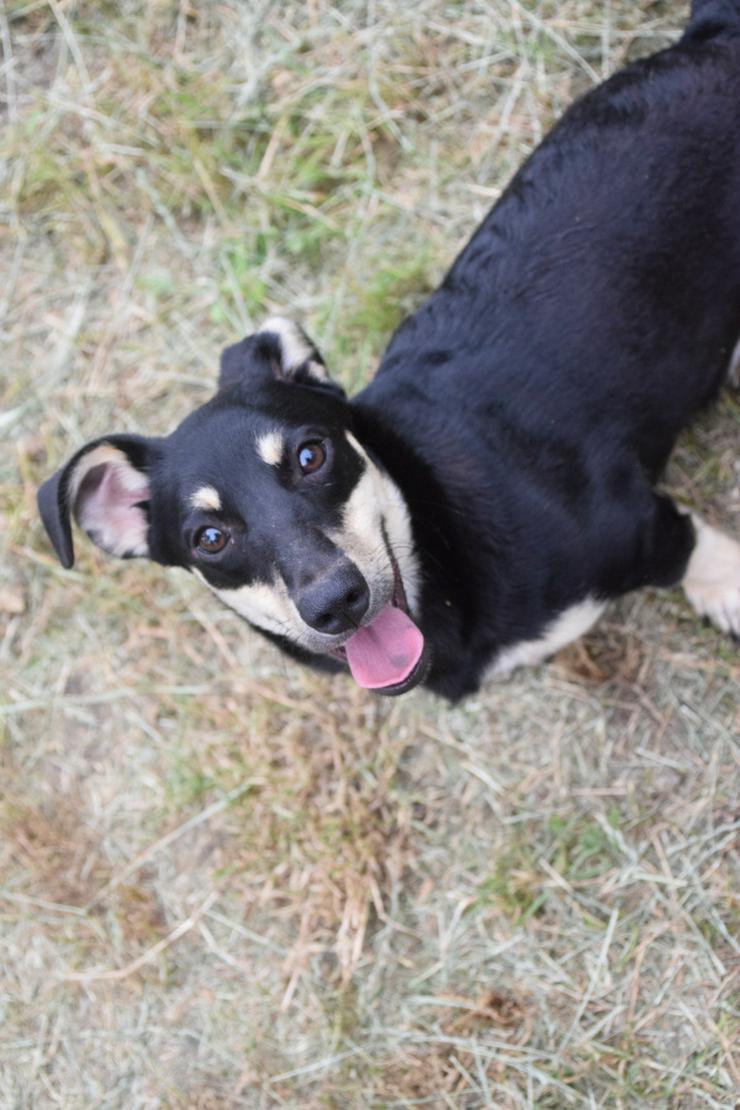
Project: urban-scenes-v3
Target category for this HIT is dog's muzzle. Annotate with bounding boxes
[329,542,428,694]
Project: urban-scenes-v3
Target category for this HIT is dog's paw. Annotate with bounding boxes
[682,517,740,638]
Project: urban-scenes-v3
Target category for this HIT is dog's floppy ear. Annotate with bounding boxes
[38,434,158,569]
[219,316,345,399]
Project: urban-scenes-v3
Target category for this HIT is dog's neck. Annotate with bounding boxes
[350,400,487,620]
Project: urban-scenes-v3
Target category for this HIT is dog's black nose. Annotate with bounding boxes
[296,563,370,635]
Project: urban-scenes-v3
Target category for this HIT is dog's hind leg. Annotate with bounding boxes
[682,515,740,638]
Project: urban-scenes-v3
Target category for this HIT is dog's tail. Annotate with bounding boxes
[685,0,740,39]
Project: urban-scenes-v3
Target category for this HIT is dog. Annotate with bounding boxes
[38,0,740,701]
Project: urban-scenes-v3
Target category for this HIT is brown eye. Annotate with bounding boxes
[195,525,228,554]
[297,441,326,475]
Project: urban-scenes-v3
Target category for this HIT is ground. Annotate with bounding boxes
[1,1,738,1106]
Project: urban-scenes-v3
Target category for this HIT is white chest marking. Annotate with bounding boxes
[487,596,606,678]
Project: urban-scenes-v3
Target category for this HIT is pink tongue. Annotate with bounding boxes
[344,604,425,690]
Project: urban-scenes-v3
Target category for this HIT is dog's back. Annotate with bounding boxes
[345,2,740,696]
[367,2,740,480]
[688,0,740,38]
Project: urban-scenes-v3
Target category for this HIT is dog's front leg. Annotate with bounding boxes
[681,516,740,639]
[625,493,740,639]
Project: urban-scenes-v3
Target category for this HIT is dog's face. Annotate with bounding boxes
[38,319,426,694]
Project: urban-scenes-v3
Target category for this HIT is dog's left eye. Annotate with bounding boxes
[297,441,326,475]
[194,525,229,554]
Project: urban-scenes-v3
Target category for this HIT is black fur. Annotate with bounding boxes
[349,5,740,697]
[38,1,740,700]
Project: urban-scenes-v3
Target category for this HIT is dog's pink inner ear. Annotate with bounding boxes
[73,455,150,558]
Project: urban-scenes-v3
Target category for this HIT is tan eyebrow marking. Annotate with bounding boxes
[190,485,222,511]
[256,431,285,467]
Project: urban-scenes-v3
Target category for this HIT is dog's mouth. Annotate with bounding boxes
[329,548,428,695]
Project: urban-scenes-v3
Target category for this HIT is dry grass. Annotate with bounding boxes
[1,0,738,1105]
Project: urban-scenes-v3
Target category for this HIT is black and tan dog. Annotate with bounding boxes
[39,0,740,700]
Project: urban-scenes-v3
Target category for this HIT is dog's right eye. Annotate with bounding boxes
[194,525,229,554]
[297,440,327,475]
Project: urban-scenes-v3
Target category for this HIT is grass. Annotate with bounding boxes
[1,0,739,1105]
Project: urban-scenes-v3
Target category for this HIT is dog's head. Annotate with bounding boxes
[38,318,427,694]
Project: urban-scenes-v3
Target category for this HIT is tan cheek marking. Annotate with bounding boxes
[256,431,285,468]
[345,431,370,462]
[192,569,300,639]
[190,485,222,512]
[326,433,421,615]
